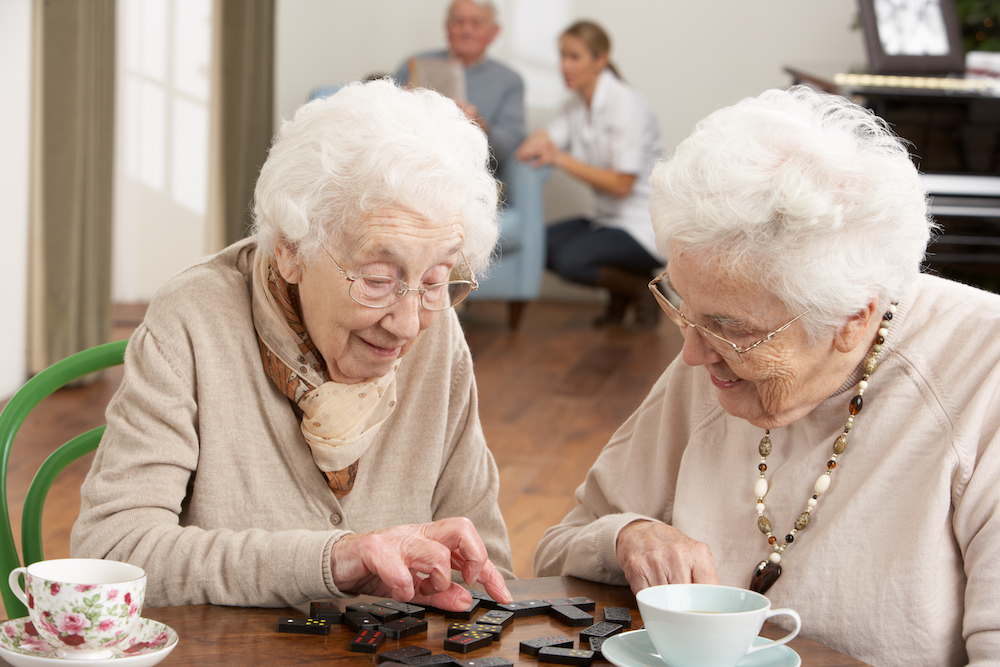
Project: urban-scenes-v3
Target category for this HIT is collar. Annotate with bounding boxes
[448,49,488,69]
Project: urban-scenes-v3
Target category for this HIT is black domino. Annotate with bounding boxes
[443,630,493,653]
[579,622,623,642]
[344,610,381,631]
[403,655,459,666]
[347,602,404,623]
[466,589,499,609]
[496,599,550,617]
[588,636,607,660]
[519,635,574,656]
[375,599,427,618]
[378,646,432,664]
[276,616,330,635]
[548,604,594,627]
[538,646,596,666]
[544,597,596,612]
[425,599,480,619]
[455,658,514,667]
[602,606,632,628]
[349,628,386,653]
[476,609,514,629]
[382,616,428,639]
[446,622,502,640]
[309,601,342,623]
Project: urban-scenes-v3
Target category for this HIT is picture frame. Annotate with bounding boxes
[858,0,966,75]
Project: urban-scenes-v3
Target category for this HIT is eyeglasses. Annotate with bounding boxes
[648,267,811,364]
[322,247,478,311]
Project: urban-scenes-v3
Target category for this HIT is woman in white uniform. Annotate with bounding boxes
[517,21,664,328]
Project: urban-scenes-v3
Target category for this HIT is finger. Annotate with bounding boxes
[691,555,721,585]
[401,538,454,596]
[365,541,420,601]
[475,558,512,604]
[412,582,472,611]
[421,518,491,576]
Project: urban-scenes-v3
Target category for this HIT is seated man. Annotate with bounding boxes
[394,0,525,166]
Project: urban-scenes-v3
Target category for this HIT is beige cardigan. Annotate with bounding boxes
[71,239,513,607]
[535,274,1000,667]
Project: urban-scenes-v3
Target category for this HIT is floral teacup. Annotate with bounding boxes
[8,558,146,660]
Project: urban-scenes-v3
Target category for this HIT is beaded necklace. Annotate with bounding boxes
[748,303,897,595]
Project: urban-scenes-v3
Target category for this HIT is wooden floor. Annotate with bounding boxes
[4,300,683,580]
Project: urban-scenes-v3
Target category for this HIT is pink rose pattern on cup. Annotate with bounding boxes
[22,572,145,651]
[0,617,174,658]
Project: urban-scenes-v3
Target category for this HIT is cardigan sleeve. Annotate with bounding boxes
[533,362,695,583]
[71,325,349,607]
[428,315,514,579]
[950,358,1000,665]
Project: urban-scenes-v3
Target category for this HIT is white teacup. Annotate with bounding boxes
[8,558,146,660]
[636,583,801,667]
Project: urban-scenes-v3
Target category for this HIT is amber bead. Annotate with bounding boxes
[849,395,863,415]
[834,434,848,454]
[759,463,767,472]
[876,335,885,345]
[768,536,777,545]
[794,512,811,530]
[827,460,836,469]
[758,516,772,534]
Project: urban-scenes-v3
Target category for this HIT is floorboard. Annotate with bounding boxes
[2,300,683,580]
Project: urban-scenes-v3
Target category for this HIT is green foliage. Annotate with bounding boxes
[956,0,1000,52]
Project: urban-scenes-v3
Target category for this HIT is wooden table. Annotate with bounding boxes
[1,577,871,666]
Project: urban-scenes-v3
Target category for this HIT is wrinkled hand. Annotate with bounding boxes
[515,131,557,167]
[331,517,512,611]
[616,520,720,595]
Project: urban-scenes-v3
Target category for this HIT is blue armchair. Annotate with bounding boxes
[467,160,551,328]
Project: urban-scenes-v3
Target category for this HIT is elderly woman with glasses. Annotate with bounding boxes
[72,80,513,610]
[534,86,1000,666]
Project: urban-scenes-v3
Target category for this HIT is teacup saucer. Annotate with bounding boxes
[0,617,177,667]
[603,628,801,667]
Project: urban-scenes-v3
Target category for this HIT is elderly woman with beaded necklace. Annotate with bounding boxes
[534,86,1000,667]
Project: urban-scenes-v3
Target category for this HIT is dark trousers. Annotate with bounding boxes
[546,217,662,286]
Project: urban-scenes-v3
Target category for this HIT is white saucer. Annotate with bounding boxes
[0,617,177,667]
[602,628,801,667]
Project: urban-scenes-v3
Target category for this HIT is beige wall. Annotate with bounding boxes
[275,0,866,299]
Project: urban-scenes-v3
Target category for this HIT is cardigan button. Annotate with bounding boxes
[330,513,342,526]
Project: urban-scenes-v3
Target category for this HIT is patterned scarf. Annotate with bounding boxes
[251,247,398,498]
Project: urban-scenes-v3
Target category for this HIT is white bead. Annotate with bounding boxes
[754,478,769,499]
[859,380,868,390]
[756,503,766,513]
[808,498,818,507]
[814,474,831,494]
[889,304,896,313]
[769,552,782,564]
[878,327,888,337]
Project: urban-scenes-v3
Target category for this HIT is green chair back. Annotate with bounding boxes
[0,340,127,619]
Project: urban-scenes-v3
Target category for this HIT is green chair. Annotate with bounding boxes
[0,340,127,619]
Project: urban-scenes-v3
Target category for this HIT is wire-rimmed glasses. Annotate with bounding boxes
[648,268,811,364]
[323,247,478,311]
